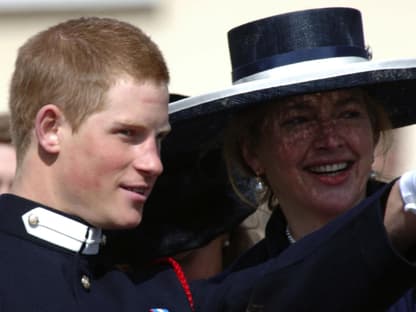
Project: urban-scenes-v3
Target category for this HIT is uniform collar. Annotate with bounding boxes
[21,206,103,255]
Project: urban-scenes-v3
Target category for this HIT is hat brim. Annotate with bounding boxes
[170,58,416,129]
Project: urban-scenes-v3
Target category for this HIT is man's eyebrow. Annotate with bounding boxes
[112,120,171,134]
[113,120,140,127]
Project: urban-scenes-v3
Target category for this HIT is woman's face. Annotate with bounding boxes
[245,89,376,223]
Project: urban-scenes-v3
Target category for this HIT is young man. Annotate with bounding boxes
[0,16,195,311]
[5,12,416,312]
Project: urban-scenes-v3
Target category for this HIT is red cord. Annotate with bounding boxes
[154,257,195,312]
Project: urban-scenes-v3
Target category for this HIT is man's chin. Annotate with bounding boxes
[106,209,143,230]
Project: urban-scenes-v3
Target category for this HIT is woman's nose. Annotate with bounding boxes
[313,120,345,149]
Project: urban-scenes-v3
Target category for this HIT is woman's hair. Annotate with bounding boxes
[0,113,12,144]
[223,87,393,209]
[9,16,169,163]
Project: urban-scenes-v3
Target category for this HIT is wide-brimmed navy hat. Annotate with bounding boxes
[169,7,416,129]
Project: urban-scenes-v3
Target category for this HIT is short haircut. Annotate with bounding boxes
[9,16,169,163]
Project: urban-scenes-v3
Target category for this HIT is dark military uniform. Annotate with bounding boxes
[0,194,192,312]
[2,183,416,312]
[195,181,416,311]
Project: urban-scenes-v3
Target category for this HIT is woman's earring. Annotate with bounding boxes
[255,176,265,192]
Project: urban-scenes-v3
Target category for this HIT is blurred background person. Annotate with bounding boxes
[0,113,15,194]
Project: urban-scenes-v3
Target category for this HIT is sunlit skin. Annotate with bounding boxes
[0,144,16,194]
[244,89,376,240]
[52,78,170,229]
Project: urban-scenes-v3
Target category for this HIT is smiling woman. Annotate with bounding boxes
[226,88,382,237]
[168,7,416,310]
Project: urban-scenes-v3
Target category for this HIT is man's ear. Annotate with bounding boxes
[34,104,65,154]
[241,141,264,176]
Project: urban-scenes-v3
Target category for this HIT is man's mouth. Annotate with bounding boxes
[121,186,147,195]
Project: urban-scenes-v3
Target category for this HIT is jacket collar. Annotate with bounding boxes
[0,194,103,255]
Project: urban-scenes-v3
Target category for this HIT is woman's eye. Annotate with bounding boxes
[281,116,309,127]
[340,110,361,119]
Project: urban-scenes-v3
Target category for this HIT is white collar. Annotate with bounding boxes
[21,207,103,255]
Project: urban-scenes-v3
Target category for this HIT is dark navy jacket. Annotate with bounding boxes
[2,183,416,312]
[190,181,416,311]
[0,194,192,312]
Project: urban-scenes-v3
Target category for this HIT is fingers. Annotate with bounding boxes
[384,174,416,254]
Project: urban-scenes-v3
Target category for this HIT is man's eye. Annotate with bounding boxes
[119,129,135,137]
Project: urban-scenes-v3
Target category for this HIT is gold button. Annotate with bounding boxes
[28,214,39,226]
[81,275,91,290]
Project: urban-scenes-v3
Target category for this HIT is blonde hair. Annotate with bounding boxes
[9,16,169,163]
[0,113,12,144]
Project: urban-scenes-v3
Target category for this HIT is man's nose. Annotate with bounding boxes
[133,138,164,177]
